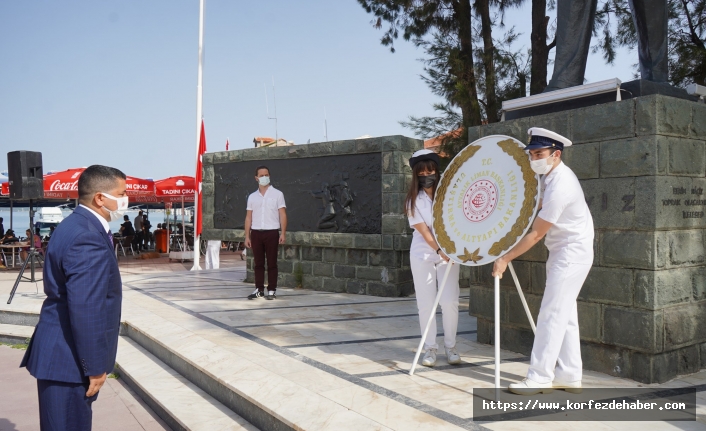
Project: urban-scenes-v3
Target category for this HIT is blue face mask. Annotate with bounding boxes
[258,176,270,186]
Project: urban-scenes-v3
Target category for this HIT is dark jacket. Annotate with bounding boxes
[21,206,122,383]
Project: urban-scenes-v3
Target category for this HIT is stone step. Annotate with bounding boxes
[116,336,258,431]
[120,317,399,431]
[0,323,34,345]
[0,310,39,327]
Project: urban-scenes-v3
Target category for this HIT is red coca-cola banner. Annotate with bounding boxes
[43,168,84,199]
[1,171,193,205]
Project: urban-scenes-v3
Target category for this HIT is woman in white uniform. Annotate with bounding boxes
[406,149,462,367]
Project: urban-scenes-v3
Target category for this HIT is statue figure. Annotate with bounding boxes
[546,0,667,92]
[311,182,338,230]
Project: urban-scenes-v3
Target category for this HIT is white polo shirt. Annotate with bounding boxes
[538,162,594,263]
[407,191,441,262]
[246,186,286,230]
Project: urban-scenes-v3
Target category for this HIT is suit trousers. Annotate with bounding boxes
[251,229,279,292]
[410,256,460,350]
[37,379,98,431]
[526,258,592,384]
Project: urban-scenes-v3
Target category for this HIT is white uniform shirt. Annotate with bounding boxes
[246,186,286,230]
[407,191,441,262]
[538,162,594,263]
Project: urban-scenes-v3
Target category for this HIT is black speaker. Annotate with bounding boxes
[7,151,44,200]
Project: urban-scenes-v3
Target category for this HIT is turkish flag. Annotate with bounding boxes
[226,139,229,151]
[196,120,206,236]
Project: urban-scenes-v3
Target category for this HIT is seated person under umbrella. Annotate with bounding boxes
[0,229,19,269]
[120,215,135,237]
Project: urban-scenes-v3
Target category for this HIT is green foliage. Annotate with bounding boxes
[0,339,30,350]
[359,0,532,162]
[108,372,121,379]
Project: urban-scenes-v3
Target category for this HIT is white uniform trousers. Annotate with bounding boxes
[410,256,461,350]
[205,240,221,269]
[526,258,592,383]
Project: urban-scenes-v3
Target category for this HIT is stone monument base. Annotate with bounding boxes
[469,94,706,383]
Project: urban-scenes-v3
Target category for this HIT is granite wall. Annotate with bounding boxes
[468,94,706,383]
[200,135,443,297]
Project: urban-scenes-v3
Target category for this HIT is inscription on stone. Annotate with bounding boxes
[583,182,706,221]
[661,186,705,218]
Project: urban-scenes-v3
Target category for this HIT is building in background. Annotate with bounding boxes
[252,137,294,148]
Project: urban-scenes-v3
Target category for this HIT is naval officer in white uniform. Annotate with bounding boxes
[492,127,594,395]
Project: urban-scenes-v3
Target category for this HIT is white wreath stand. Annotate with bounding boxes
[409,261,536,398]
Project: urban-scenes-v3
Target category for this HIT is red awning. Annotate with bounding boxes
[43,168,84,199]
[2,169,157,200]
[125,175,155,197]
[155,176,196,203]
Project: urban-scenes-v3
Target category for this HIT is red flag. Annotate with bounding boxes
[226,139,229,151]
[196,120,207,236]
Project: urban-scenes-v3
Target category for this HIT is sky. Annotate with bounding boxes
[0,1,637,180]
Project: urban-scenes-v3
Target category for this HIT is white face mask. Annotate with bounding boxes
[258,176,270,186]
[101,192,129,222]
[529,153,555,175]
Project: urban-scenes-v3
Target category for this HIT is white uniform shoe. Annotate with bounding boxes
[422,348,437,367]
[508,378,554,395]
[552,379,582,393]
[445,346,461,365]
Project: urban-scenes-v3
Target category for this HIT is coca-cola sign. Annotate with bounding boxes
[49,180,78,191]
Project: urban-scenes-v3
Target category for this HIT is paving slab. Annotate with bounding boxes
[0,343,171,431]
[1,251,705,429]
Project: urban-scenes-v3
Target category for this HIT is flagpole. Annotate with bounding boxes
[191,0,204,271]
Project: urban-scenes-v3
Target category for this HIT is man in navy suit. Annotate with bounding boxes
[21,165,128,431]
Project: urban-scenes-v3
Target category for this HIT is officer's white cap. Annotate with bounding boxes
[526,127,572,150]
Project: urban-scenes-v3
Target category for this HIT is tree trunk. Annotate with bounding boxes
[530,0,550,95]
[455,0,482,127]
[476,0,498,122]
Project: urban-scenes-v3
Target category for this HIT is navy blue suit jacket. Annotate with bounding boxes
[21,206,122,383]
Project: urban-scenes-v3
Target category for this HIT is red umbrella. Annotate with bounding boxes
[125,176,155,197]
[43,169,156,200]
[155,176,195,255]
[43,168,84,199]
[155,176,195,203]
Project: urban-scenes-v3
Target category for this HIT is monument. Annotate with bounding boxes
[548,0,667,91]
[466,96,706,384]
[462,0,706,384]
[200,136,444,298]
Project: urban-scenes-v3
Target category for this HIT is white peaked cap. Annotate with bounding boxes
[526,127,572,149]
[411,149,436,158]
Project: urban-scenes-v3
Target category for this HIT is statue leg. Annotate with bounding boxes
[628,0,668,82]
[545,0,598,91]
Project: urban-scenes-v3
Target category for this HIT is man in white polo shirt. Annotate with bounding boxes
[245,165,287,300]
[492,127,594,395]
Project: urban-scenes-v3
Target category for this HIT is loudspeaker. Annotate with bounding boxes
[7,151,44,200]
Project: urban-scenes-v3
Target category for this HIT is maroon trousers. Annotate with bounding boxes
[251,229,279,292]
